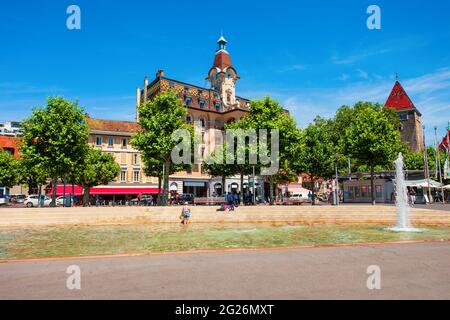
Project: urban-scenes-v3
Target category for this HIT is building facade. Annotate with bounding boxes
[86,36,266,199]
[385,80,424,152]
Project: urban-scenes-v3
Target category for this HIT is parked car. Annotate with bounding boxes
[24,195,52,207]
[10,194,26,204]
[130,195,154,206]
[177,193,195,205]
[56,196,67,206]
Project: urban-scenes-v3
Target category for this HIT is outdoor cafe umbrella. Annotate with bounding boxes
[404,179,443,188]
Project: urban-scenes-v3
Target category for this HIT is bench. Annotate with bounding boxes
[194,198,225,206]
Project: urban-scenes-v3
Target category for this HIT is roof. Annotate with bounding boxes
[385,81,415,111]
[213,50,233,71]
[86,116,140,133]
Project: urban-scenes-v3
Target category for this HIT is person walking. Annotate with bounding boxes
[180,202,191,225]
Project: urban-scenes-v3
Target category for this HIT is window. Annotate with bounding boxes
[108,138,114,147]
[348,187,354,200]
[361,186,368,198]
[184,96,192,106]
[399,114,409,121]
[199,99,206,108]
[169,81,175,88]
[120,171,126,183]
[133,171,140,183]
[4,148,14,156]
[354,186,361,198]
[133,153,139,165]
[122,139,127,148]
[199,118,206,129]
[214,102,221,111]
[186,115,193,123]
[376,185,383,198]
[96,137,102,146]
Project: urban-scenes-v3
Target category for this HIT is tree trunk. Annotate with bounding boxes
[51,178,57,207]
[162,161,170,206]
[311,176,316,206]
[370,165,376,206]
[38,184,42,208]
[83,187,90,207]
[269,175,275,205]
[157,175,162,206]
[240,172,244,205]
[222,175,226,197]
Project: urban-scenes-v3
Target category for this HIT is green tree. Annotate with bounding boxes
[295,120,336,205]
[0,151,21,189]
[229,97,301,203]
[343,102,403,205]
[20,97,89,206]
[74,147,120,206]
[132,91,194,206]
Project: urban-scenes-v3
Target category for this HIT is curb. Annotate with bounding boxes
[1,238,449,264]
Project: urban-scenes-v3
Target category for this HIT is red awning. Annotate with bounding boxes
[51,186,162,196]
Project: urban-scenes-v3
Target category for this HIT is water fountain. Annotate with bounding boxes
[386,153,424,233]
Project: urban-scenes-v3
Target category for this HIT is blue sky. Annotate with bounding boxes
[1,0,449,145]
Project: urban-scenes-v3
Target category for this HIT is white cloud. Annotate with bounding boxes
[275,68,450,144]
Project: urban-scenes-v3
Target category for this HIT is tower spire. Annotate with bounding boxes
[217,33,227,51]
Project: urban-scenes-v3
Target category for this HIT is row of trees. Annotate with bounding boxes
[133,91,406,206]
[0,97,119,206]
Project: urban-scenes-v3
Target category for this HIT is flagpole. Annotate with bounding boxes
[435,126,445,204]
[423,126,432,204]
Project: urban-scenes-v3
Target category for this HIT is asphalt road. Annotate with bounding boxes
[1,242,449,300]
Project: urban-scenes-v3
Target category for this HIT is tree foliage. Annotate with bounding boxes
[132,91,194,205]
[295,119,336,203]
[0,151,21,188]
[20,97,89,204]
[74,147,120,205]
[342,102,403,204]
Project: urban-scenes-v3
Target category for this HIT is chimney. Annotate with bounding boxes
[136,87,141,122]
[156,70,165,78]
[143,76,148,104]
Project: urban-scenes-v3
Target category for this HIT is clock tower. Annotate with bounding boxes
[206,36,240,111]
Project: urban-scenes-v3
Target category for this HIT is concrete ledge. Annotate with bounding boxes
[0,205,449,228]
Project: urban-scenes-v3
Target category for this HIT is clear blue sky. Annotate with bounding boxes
[1,0,449,145]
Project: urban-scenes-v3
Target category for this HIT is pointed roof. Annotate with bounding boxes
[385,81,415,111]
